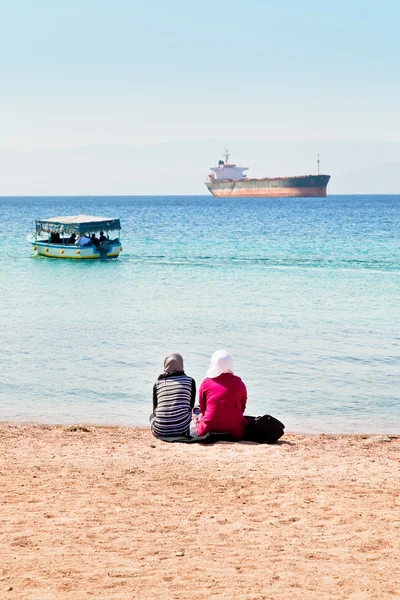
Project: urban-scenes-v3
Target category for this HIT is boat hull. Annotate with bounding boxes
[206,174,330,198]
[31,241,122,259]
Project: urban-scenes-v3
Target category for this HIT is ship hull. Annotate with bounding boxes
[206,174,330,198]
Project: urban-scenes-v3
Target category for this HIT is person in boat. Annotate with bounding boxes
[99,231,107,242]
[196,350,247,440]
[68,233,76,245]
[50,232,61,244]
[75,233,91,246]
[150,353,196,439]
[90,233,99,247]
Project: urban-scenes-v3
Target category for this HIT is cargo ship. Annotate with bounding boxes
[205,150,330,198]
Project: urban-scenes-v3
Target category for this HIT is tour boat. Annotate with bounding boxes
[27,215,122,259]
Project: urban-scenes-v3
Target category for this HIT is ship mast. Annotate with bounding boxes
[223,148,230,164]
[317,153,320,175]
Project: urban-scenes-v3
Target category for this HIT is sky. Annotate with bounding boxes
[1,0,400,151]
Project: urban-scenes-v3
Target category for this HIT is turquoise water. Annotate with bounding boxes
[0,195,399,433]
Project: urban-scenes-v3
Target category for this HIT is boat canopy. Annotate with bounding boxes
[35,215,121,235]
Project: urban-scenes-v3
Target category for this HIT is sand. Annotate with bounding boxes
[0,424,399,600]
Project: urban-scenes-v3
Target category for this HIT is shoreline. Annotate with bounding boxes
[2,421,400,437]
[1,424,399,599]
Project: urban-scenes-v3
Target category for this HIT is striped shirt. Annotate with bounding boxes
[151,374,196,438]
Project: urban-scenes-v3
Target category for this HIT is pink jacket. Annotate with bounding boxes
[197,373,247,440]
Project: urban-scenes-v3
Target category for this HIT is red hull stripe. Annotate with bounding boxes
[210,187,327,198]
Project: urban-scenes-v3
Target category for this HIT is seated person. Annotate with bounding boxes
[75,234,91,246]
[99,230,107,242]
[90,233,99,247]
[196,350,247,440]
[68,233,76,245]
[150,353,196,438]
[50,232,61,244]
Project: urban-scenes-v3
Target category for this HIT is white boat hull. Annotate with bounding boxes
[30,241,122,259]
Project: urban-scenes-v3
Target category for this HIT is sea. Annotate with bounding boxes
[0,195,399,433]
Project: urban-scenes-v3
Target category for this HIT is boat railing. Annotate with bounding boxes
[33,237,120,246]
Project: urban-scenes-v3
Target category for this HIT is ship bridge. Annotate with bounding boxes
[208,150,248,181]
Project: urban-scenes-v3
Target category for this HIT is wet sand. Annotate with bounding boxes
[1,424,399,599]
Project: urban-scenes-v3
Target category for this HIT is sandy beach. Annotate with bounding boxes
[1,425,399,600]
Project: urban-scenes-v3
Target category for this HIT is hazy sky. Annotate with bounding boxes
[1,0,399,150]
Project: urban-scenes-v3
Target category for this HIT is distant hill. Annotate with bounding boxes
[0,140,399,195]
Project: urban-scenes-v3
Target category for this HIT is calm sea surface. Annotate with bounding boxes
[0,195,399,433]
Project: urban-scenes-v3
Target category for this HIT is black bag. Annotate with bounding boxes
[243,414,285,444]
